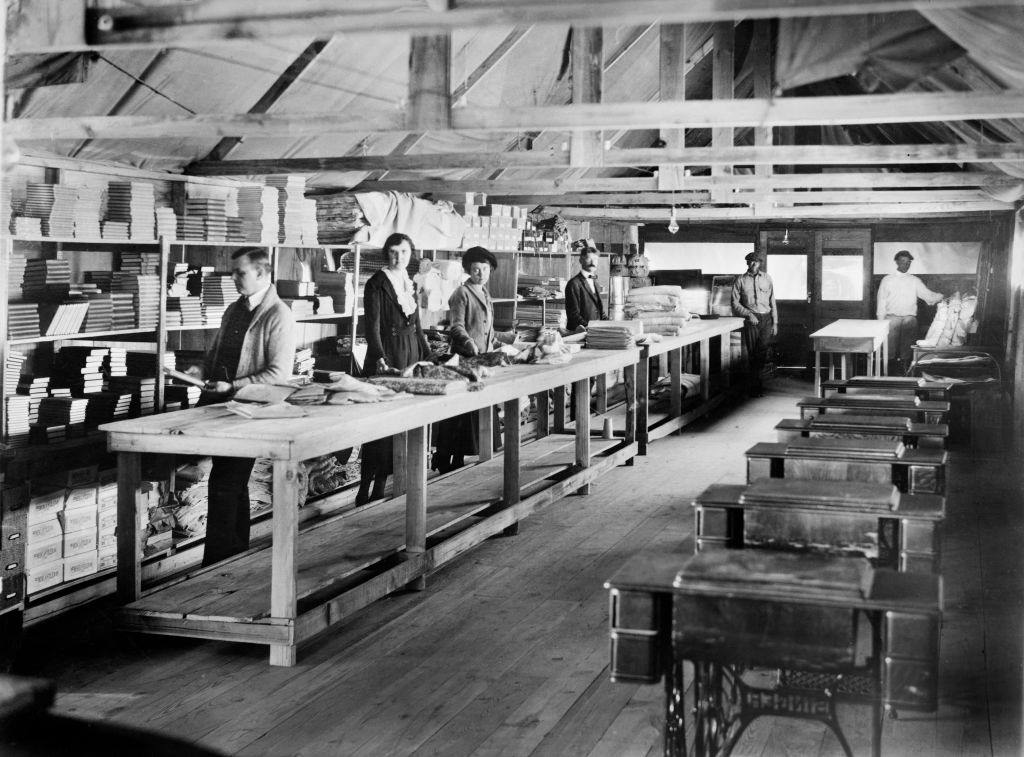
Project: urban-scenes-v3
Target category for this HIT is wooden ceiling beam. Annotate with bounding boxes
[408,34,452,130]
[15,91,1024,141]
[54,0,1016,54]
[570,27,604,168]
[546,201,1014,221]
[486,189,1002,205]
[186,143,1024,175]
[347,171,1020,194]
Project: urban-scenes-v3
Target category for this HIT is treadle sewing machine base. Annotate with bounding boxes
[606,550,942,757]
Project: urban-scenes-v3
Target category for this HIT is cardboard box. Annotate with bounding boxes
[97,548,118,571]
[98,510,118,534]
[99,532,117,551]
[64,551,99,581]
[28,518,62,544]
[64,529,97,558]
[0,573,24,612]
[98,484,118,512]
[26,562,63,594]
[27,487,66,525]
[60,506,97,534]
[25,535,63,570]
[65,484,98,511]
[39,465,97,489]
[473,192,487,205]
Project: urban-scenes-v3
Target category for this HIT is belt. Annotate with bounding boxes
[388,325,417,336]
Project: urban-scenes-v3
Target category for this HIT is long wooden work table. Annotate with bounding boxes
[103,348,641,666]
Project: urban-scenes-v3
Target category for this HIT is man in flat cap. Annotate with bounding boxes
[876,249,943,374]
[731,251,777,396]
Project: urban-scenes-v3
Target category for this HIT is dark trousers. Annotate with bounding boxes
[203,455,255,566]
[743,313,774,389]
[885,314,917,374]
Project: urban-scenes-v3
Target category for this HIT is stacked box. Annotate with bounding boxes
[97,470,118,569]
[25,485,66,593]
[1,484,29,605]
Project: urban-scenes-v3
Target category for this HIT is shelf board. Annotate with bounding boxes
[294,312,356,322]
[166,324,219,332]
[1,430,106,460]
[8,236,160,245]
[8,327,153,345]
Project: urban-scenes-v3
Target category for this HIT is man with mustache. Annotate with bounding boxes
[565,240,607,331]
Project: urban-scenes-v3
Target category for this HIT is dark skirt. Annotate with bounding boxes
[432,411,479,472]
[361,328,425,478]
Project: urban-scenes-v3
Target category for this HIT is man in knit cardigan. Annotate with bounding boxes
[191,248,296,565]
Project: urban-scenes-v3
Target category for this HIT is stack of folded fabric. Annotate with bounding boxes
[625,285,692,336]
[585,320,643,349]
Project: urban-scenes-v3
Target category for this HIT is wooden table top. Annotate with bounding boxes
[640,317,743,356]
[810,319,890,341]
[101,347,639,460]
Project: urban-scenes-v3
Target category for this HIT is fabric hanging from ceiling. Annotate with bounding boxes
[355,191,467,249]
[918,7,1024,90]
[775,12,963,93]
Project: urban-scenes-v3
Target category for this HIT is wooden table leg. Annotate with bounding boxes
[623,362,637,466]
[502,398,521,535]
[405,425,428,589]
[477,405,494,462]
[595,372,608,414]
[638,353,650,455]
[535,391,550,439]
[669,348,682,423]
[814,349,822,396]
[391,431,407,498]
[574,378,591,495]
[841,352,850,381]
[116,451,143,603]
[700,338,711,401]
[269,459,301,666]
[553,385,567,433]
[719,333,731,389]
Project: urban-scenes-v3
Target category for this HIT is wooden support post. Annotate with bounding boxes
[574,378,592,494]
[502,398,522,535]
[116,452,143,602]
[750,19,773,214]
[700,338,712,400]
[638,352,650,455]
[658,22,687,188]
[570,27,603,168]
[669,347,682,419]
[595,371,608,414]
[623,362,637,466]
[269,459,301,666]
[477,404,494,461]
[711,22,734,203]
[718,333,730,389]
[493,406,502,452]
[391,431,408,498]
[405,425,428,590]
[408,34,451,131]
[535,391,550,439]
[553,385,567,433]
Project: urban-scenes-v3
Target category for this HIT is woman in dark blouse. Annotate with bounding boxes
[357,232,430,505]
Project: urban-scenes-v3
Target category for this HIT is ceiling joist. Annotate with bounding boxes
[34,0,1015,54]
[12,92,1024,142]
[480,189,1004,205]
[185,143,1024,175]
[546,201,1013,221]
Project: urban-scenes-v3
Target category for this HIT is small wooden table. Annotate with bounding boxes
[775,415,950,449]
[797,394,950,424]
[810,319,890,395]
[103,348,639,666]
[819,375,955,401]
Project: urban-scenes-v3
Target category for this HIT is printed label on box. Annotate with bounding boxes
[97,549,118,571]
[98,510,118,533]
[65,485,99,510]
[27,488,66,525]
[25,535,63,569]
[59,506,97,534]
[26,562,64,594]
[63,529,98,558]
[64,552,99,580]
[99,532,117,550]
[28,518,62,543]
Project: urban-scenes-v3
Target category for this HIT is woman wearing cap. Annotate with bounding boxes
[433,246,517,473]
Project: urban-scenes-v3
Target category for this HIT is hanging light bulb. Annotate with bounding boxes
[668,206,679,235]
[782,228,790,245]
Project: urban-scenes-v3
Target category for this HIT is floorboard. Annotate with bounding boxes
[10,374,1021,757]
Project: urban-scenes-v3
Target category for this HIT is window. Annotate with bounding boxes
[766,254,807,300]
[821,255,863,301]
[644,243,752,274]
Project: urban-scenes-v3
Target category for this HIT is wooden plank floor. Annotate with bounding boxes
[11,375,1022,756]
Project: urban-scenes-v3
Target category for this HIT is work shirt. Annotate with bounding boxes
[245,282,272,311]
[876,272,943,319]
[731,271,777,322]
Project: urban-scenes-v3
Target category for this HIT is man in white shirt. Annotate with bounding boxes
[876,249,943,374]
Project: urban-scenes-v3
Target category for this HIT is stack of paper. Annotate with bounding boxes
[23,183,55,234]
[7,252,27,297]
[22,258,72,299]
[4,395,32,447]
[237,186,279,244]
[41,300,89,336]
[181,198,228,242]
[111,273,160,329]
[107,376,157,416]
[11,217,42,236]
[120,251,160,275]
[16,375,49,398]
[585,320,643,350]
[84,391,132,427]
[163,384,201,410]
[107,348,128,377]
[155,207,178,240]
[54,346,108,395]
[0,182,11,233]
[167,296,204,327]
[102,221,130,240]
[201,275,237,326]
[73,185,103,239]
[46,185,78,237]
[107,181,156,240]
[109,293,135,329]
[266,175,317,244]
[4,349,27,394]
[37,396,89,429]
[294,347,314,375]
[7,302,40,339]
[29,423,67,445]
[81,292,114,332]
